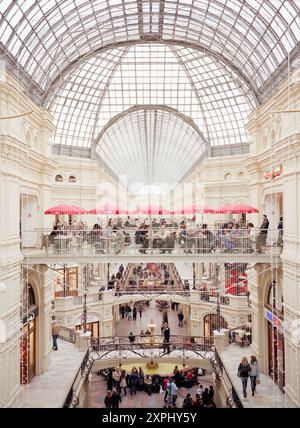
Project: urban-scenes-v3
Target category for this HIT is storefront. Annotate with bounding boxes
[265,281,285,392]
[54,264,78,297]
[75,314,99,337]
[204,314,228,337]
[20,284,38,384]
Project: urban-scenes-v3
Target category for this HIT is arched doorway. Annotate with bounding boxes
[204,314,228,337]
[20,284,38,384]
[265,280,285,392]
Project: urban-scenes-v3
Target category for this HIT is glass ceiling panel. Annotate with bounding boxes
[49,43,253,150]
[0,0,299,98]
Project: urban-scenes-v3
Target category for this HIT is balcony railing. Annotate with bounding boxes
[89,334,214,361]
[58,326,76,343]
[22,226,280,258]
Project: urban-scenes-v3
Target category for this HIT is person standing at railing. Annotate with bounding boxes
[257,214,269,253]
[277,216,283,247]
[237,356,251,399]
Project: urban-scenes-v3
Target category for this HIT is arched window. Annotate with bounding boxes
[237,171,245,179]
[55,174,63,182]
[224,172,232,181]
[68,175,76,183]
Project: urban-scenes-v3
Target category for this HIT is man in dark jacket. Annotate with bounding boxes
[111,389,122,408]
[178,311,184,327]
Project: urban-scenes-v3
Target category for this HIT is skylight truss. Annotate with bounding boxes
[95,105,208,186]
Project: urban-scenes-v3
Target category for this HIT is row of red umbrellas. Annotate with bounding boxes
[45,203,259,215]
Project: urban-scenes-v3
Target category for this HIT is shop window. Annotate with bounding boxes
[54,266,78,297]
[68,175,76,183]
[55,174,63,182]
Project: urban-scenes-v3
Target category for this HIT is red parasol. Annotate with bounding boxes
[89,204,129,215]
[137,205,170,215]
[44,204,87,215]
[214,203,259,214]
[173,204,215,215]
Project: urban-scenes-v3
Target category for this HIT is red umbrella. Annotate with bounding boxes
[89,204,129,215]
[137,205,170,215]
[173,204,215,215]
[44,204,87,215]
[215,203,259,214]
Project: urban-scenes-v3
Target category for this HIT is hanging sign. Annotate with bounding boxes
[263,164,282,180]
[264,307,284,333]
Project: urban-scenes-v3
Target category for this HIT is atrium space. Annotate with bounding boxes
[0,0,300,410]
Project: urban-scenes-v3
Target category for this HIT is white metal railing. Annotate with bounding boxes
[22,226,280,258]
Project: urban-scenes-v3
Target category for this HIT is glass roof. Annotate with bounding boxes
[1,0,299,96]
[50,43,254,152]
[1,0,299,186]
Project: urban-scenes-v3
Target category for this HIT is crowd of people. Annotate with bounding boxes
[101,365,216,408]
[45,214,283,254]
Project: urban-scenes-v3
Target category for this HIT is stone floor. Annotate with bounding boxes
[89,372,213,408]
[17,340,86,408]
[116,305,188,337]
[220,343,287,408]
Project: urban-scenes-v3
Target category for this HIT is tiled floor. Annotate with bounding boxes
[16,340,86,408]
[220,344,287,408]
[116,305,188,337]
[89,372,213,408]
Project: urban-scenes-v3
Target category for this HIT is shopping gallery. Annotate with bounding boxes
[0,0,300,409]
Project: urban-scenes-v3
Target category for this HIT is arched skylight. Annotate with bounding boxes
[95,105,207,186]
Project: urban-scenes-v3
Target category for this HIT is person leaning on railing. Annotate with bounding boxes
[257,215,269,253]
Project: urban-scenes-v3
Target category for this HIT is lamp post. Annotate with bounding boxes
[82,265,88,333]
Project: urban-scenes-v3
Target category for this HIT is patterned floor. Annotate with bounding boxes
[116,304,188,337]
[88,372,213,408]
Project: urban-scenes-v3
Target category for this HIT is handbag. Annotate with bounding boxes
[256,379,260,384]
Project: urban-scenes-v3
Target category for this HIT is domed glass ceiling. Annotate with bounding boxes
[0,0,299,186]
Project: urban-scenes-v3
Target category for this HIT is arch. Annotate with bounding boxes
[261,134,268,151]
[270,129,276,145]
[68,175,76,183]
[93,105,210,186]
[237,171,245,180]
[203,313,228,337]
[224,172,232,181]
[55,174,63,182]
[25,130,32,147]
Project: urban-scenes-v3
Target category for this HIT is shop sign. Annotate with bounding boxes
[264,307,284,333]
[263,164,282,180]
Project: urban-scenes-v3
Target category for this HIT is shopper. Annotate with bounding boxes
[182,393,193,408]
[120,370,127,396]
[104,390,113,408]
[51,319,60,351]
[128,332,136,343]
[133,306,137,321]
[237,356,251,399]
[178,311,184,327]
[111,389,122,408]
[257,214,269,252]
[250,355,260,396]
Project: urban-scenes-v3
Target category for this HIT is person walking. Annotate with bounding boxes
[178,311,184,327]
[104,390,113,408]
[249,355,260,396]
[51,319,60,350]
[129,370,139,396]
[163,323,171,354]
[237,356,251,399]
[120,370,127,396]
[133,306,137,321]
[138,304,143,318]
[111,389,122,408]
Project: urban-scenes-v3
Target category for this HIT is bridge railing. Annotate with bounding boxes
[22,226,279,257]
